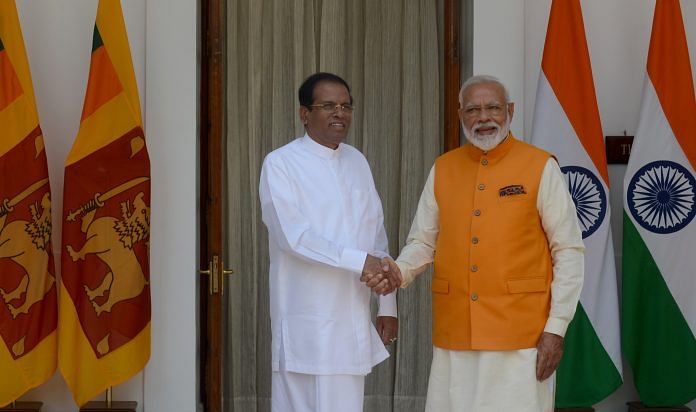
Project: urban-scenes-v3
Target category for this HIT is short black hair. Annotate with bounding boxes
[298,72,353,108]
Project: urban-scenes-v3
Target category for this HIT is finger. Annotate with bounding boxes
[536,352,545,381]
[381,325,395,344]
[540,361,553,381]
[373,279,389,294]
[380,328,390,344]
[366,274,384,288]
[387,265,402,285]
[388,272,402,287]
[539,351,554,381]
[380,283,394,296]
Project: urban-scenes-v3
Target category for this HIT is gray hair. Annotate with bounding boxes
[459,75,510,106]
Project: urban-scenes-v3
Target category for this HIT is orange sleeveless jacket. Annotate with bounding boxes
[432,135,553,350]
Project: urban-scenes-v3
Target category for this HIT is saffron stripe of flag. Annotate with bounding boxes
[59,0,151,406]
[530,0,622,407]
[0,1,57,407]
[622,0,696,406]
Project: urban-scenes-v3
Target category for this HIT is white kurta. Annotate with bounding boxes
[259,134,396,377]
[397,156,584,411]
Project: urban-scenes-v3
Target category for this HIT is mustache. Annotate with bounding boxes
[471,121,500,135]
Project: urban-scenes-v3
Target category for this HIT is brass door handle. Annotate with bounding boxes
[221,263,234,295]
[200,255,235,295]
[200,255,220,295]
[199,263,213,295]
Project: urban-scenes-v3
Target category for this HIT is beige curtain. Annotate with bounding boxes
[224,1,444,410]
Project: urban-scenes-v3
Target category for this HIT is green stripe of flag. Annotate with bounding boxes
[622,212,696,406]
[92,26,103,52]
[556,302,622,408]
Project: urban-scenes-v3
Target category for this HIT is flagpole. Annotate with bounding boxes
[105,388,112,408]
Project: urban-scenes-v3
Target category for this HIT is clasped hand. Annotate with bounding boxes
[360,255,402,295]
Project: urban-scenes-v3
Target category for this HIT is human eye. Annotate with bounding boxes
[321,103,336,111]
[486,104,503,115]
[464,107,481,116]
[341,104,354,112]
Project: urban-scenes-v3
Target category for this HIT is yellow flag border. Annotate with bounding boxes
[58,282,150,407]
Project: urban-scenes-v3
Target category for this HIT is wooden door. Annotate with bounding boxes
[200,0,227,411]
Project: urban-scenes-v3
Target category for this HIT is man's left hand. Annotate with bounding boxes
[536,332,564,381]
[376,316,398,346]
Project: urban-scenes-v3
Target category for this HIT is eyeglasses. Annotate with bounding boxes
[308,103,354,113]
[460,103,507,119]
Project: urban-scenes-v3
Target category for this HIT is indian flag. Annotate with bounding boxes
[0,1,57,406]
[59,0,151,406]
[530,0,622,407]
[622,0,696,406]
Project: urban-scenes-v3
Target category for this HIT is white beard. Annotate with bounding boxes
[463,117,510,151]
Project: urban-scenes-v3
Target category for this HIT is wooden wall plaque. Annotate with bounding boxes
[606,135,634,164]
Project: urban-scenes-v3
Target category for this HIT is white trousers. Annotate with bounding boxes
[272,371,364,412]
[424,347,555,412]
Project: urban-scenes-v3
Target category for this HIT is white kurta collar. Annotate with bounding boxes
[301,133,341,159]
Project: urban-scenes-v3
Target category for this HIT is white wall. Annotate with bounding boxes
[475,0,696,411]
[14,0,198,411]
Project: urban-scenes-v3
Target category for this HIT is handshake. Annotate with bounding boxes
[360,254,403,295]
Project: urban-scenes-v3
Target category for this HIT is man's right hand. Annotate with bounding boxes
[360,254,400,295]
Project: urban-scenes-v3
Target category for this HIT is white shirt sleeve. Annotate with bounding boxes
[537,158,585,337]
[259,157,368,274]
[368,186,399,318]
[395,166,439,287]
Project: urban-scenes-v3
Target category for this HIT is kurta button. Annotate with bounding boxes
[478,184,486,190]
[481,159,489,166]
[472,237,479,244]
[473,209,481,216]
[471,293,478,301]
[471,265,478,272]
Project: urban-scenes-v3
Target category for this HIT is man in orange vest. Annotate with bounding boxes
[388,75,584,411]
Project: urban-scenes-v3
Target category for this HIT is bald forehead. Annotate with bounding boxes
[461,82,507,106]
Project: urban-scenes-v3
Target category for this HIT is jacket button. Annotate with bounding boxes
[481,159,489,166]
[472,237,479,244]
[471,265,478,272]
[471,293,478,301]
[478,183,486,190]
[473,209,481,216]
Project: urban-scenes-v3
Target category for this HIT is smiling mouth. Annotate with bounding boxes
[329,122,346,128]
[474,126,498,135]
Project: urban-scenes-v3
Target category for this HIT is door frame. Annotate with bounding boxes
[197,1,463,410]
[200,0,226,411]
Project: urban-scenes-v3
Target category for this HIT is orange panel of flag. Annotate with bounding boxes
[0,1,57,407]
[0,40,23,111]
[59,0,151,406]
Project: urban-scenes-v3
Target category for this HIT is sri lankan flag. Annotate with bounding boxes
[0,0,58,407]
[59,0,151,406]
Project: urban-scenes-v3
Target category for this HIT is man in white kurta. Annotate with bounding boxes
[391,75,584,412]
[259,73,398,412]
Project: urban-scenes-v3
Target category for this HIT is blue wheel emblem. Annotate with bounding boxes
[627,160,696,234]
[561,166,607,239]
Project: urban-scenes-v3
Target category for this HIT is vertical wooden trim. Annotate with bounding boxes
[444,0,461,152]
[200,0,225,410]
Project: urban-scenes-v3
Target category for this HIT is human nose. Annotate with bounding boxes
[475,107,492,121]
